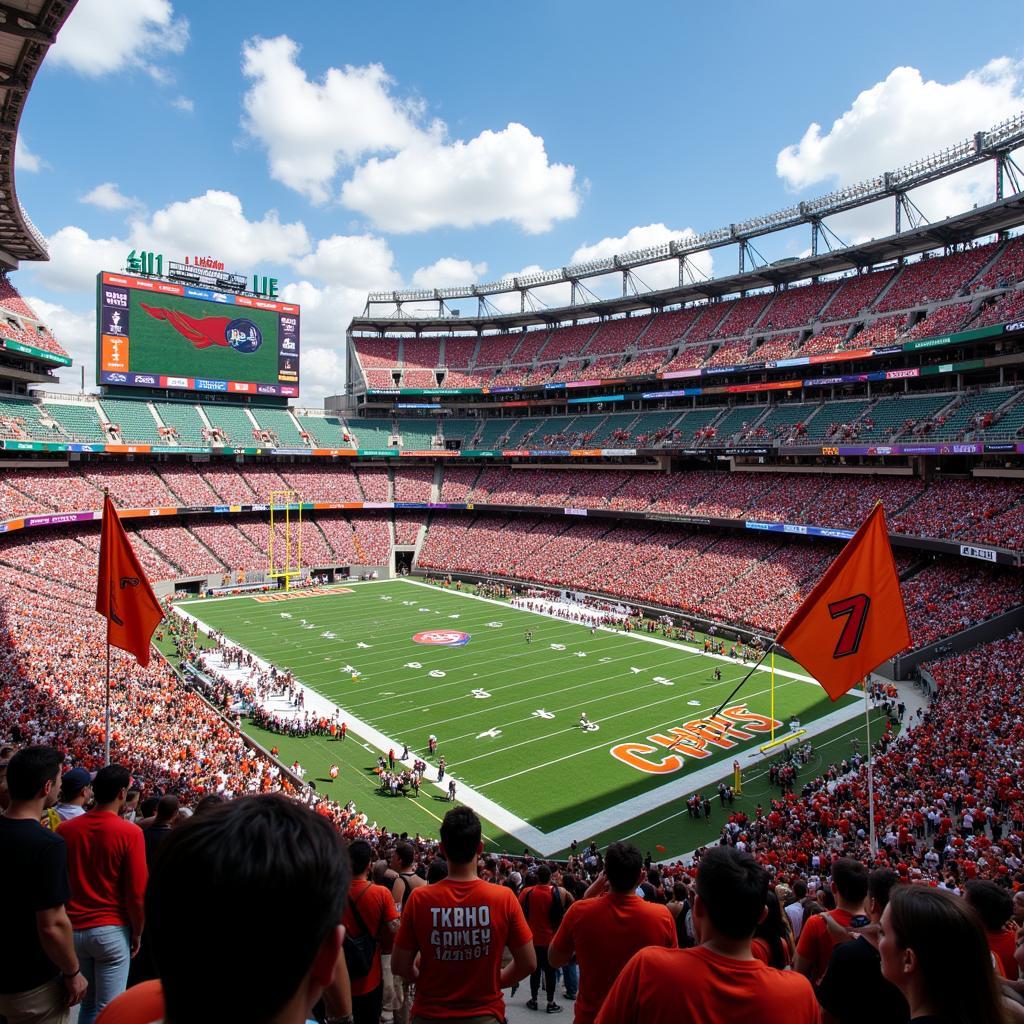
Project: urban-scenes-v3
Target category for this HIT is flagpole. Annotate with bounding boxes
[104,639,111,766]
[864,676,876,858]
[710,642,776,720]
[770,650,776,744]
[103,488,112,767]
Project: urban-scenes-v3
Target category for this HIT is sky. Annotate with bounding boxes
[13,0,1024,401]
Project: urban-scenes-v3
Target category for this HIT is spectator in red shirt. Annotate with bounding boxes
[343,839,400,1024]
[519,863,574,1013]
[965,880,1017,979]
[96,793,352,1024]
[794,857,868,985]
[879,885,1007,1024]
[595,846,817,1024]
[549,841,677,1024]
[57,765,147,1024]
[392,806,536,1022]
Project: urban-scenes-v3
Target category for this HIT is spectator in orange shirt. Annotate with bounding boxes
[878,884,1007,1024]
[794,857,868,984]
[549,841,677,1024]
[392,806,536,1022]
[343,840,400,1024]
[965,880,1017,979]
[519,864,574,1013]
[595,846,818,1024]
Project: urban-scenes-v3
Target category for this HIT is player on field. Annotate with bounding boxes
[526,630,534,644]
[329,764,339,781]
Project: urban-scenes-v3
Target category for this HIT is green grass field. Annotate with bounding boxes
[176,578,881,858]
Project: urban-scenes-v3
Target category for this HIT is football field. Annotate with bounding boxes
[176,578,871,857]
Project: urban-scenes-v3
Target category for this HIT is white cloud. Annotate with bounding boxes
[292,234,401,291]
[81,182,142,211]
[171,95,194,113]
[241,36,580,231]
[30,191,310,294]
[279,280,367,352]
[342,123,579,234]
[241,36,421,204]
[142,190,310,268]
[571,223,713,293]
[296,345,348,402]
[15,137,44,173]
[776,59,1024,242]
[50,0,188,80]
[23,297,95,392]
[410,257,487,289]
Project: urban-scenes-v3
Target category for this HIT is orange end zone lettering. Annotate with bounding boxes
[609,743,683,775]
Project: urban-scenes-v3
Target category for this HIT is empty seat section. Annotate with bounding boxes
[708,406,758,442]
[100,399,165,444]
[802,399,872,441]
[250,407,306,446]
[41,402,106,442]
[929,390,1013,440]
[440,420,480,446]
[200,404,255,444]
[294,414,353,447]
[673,407,722,441]
[0,396,51,440]
[744,403,813,441]
[396,419,435,448]
[345,419,394,449]
[856,394,954,439]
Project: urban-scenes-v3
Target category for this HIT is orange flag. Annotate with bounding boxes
[96,493,163,667]
[776,504,910,700]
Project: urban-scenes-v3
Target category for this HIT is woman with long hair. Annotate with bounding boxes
[879,884,1007,1024]
[752,889,795,968]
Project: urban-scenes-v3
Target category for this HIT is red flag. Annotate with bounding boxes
[96,493,163,666]
[776,504,910,700]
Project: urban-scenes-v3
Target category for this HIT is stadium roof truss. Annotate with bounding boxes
[355,111,1024,332]
[0,0,76,268]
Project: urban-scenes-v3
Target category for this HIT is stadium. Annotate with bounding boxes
[1,4,1023,1024]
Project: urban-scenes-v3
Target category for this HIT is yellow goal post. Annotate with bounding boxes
[268,489,303,591]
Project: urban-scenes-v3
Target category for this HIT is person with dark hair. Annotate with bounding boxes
[519,863,573,1013]
[816,868,908,1024]
[0,745,87,1023]
[786,879,809,939]
[96,794,351,1024]
[965,879,1017,978]
[794,857,868,984]
[392,806,535,1022]
[343,839,399,1024]
[142,796,178,867]
[390,841,424,1024]
[751,890,794,968]
[549,841,676,1024]
[595,846,817,1024]
[57,764,147,1024]
[879,884,1008,1024]
[191,793,225,817]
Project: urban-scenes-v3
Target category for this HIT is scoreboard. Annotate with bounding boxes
[96,271,300,397]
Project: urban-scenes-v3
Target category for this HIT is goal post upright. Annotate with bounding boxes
[269,489,303,591]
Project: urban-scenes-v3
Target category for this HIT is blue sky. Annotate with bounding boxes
[14,0,1024,398]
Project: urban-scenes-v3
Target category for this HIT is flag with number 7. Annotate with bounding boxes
[775,504,910,700]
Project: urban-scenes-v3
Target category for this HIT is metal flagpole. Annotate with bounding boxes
[864,677,876,858]
[104,641,111,766]
[770,650,776,744]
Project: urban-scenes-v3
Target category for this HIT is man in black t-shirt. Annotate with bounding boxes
[0,745,87,1022]
[816,868,908,1024]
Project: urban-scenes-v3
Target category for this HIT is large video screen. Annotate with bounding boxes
[96,272,300,397]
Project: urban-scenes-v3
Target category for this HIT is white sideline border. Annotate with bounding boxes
[176,579,862,856]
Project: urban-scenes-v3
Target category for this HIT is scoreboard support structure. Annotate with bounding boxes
[269,490,303,591]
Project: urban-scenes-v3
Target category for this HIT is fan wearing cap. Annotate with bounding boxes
[56,768,94,823]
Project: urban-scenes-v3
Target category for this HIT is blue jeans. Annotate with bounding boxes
[74,924,131,1024]
[561,960,579,998]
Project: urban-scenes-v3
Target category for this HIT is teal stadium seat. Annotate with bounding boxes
[99,399,165,444]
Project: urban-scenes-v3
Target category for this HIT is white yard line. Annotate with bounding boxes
[174,579,859,856]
